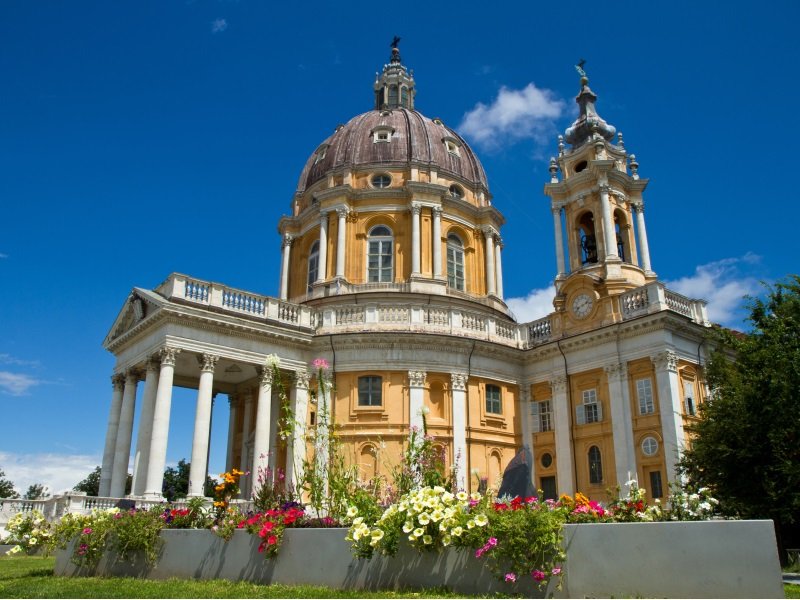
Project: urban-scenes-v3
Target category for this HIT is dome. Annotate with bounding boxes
[295,108,489,194]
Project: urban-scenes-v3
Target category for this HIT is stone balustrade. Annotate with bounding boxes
[155,274,708,351]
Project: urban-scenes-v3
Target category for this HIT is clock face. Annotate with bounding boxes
[572,293,593,319]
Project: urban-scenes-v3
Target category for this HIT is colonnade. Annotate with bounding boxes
[551,198,652,278]
[99,348,310,500]
[278,203,505,300]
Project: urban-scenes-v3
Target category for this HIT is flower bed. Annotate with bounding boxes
[52,520,784,598]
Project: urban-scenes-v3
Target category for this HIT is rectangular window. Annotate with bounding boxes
[636,378,655,415]
[368,239,393,283]
[485,384,502,414]
[576,389,601,424]
[447,245,465,291]
[683,380,696,416]
[539,400,552,432]
[358,376,382,406]
[649,470,664,499]
[540,476,557,500]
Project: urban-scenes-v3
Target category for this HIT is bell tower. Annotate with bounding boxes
[545,65,656,330]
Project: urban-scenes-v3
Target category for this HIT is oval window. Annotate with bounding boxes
[371,174,391,189]
[541,453,553,468]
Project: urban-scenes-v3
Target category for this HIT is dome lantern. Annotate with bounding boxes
[374,37,415,110]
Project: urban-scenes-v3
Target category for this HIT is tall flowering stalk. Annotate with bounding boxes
[213,468,244,517]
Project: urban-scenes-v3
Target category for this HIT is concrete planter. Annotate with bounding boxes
[54,521,784,598]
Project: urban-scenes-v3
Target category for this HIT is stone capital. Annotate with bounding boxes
[282,233,294,247]
[410,203,422,216]
[159,346,181,367]
[111,374,126,390]
[294,370,311,390]
[631,201,645,213]
[481,225,498,240]
[336,206,349,219]
[408,370,427,388]
[604,362,627,382]
[519,388,531,403]
[550,375,568,394]
[257,365,275,386]
[652,350,678,373]
[197,353,219,373]
[145,356,161,373]
[450,372,467,391]
[432,205,443,217]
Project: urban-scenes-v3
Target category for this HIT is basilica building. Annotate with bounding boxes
[99,46,710,503]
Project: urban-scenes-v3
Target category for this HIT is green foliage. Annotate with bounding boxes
[4,511,52,555]
[160,459,217,501]
[391,417,452,497]
[0,468,19,499]
[73,468,101,496]
[23,484,48,500]
[110,508,164,565]
[680,276,800,555]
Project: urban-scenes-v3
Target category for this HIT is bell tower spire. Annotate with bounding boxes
[544,63,656,330]
[374,37,415,110]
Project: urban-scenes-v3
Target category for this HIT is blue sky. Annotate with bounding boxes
[1,0,797,495]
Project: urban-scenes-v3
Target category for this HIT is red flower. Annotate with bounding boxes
[267,535,278,545]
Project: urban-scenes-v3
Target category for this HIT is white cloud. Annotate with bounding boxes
[0,371,40,396]
[507,285,556,323]
[0,451,101,496]
[458,83,565,150]
[0,353,40,368]
[211,18,228,33]
[666,254,762,327]
[0,253,7,259]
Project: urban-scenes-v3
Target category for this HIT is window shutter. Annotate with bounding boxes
[576,405,586,425]
[530,402,541,433]
[596,403,603,422]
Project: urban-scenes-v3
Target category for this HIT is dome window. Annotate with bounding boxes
[372,126,395,144]
[442,136,461,157]
[371,174,391,189]
[313,145,328,165]
[449,184,464,199]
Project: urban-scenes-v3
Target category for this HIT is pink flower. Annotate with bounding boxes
[487,537,497,547]
[532,570,546,582]
[475,548,485,558]
[312,358,329,369]
[551,567,562,576]
[82,527,93,535]
[504,573,517,583]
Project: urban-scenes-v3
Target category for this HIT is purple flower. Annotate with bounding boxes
[504,572,517,582]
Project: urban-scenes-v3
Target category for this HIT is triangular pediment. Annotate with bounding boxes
[102,288,165,347]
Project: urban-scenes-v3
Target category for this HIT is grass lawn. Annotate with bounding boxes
[0,555,498,599]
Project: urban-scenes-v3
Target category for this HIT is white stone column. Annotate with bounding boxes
[335,208,347,279]
[408,370,427,435]
[633,202,653,272]
[483,227,496,296]
[250,366,274,497]
[279,234,293,300]
[285,371,310,494]
[519,387,536,488]
[268,384,281,476]
[653,351,685,481]
[225,395,240,473]
[494,239,504,300]
[551,375,574,497]
[238,389,255,496]
[552,205,566,276]
[144,347,180,498]
[99,375,125,497]
[411,204,422,275]
[315,212,328,283]
[450,373,468,491]
[131,359,160,496]
[188,353,218,497]
[432,206,443,279]
[599,183,617,259]
[605,363,636,489]
[110,370,139,498]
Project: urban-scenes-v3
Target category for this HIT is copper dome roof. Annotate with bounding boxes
[296,108,489,193]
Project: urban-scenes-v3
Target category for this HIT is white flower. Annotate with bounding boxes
[402,521,414,533]
[474,514,488,527]
[699,501,712,512]
[419,406,430,416]
[422,534,433,545]
[413,527,424,538]
[442,535,452,546]
[433,485,445,494]
[430,509,444,522]
[264,354,281,367]
[452,526,463,537]
[346,506,359,518]
[371,528,384,541]
[441,492,454,504]
[352,516,363,526]
[456,491,468,502]
[467,519,475,529]
[417,512,431,525]
[470,492,482,502]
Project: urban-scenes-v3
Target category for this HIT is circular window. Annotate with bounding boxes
[449,184,464,199]
[540,453,553,468]
[642,436,659,457]
[371,174,391,189]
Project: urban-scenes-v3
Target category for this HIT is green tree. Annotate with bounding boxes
[0,468,19,498]
[161,459,218,501]
[74,466,102,496]
[23,483,48,500]
[680,276,800,563]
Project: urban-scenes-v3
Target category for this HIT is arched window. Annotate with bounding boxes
[588,445,603,484]
[446,233,465,291]
[367,225,393,283]
[614,210,630,263]
[578,212,598,264]
[307,240,319,292]
[388,85,399,107]
[400,86,409,108]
